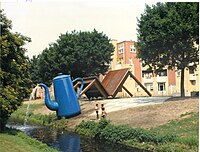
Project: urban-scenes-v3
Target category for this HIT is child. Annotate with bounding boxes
[101,109,107,119]
[101,104,107,118]
[101,104,105,111]
[95,104,99,119]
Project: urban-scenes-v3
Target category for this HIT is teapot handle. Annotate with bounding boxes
[72,77,84,98]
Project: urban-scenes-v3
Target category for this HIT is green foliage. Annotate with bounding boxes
[75,119,176,144]
[178,136,198,148]
[92,118,110,138]
[30,29,114,86]
[8,103,57,126]
[0,130,57,152]
[0,10,32,130]
[51,118,68,129]
[76,113,198,151]
[136,2,199,97]
[75,120,96,137]
[8,102,70,129]
[16,132,56,151]
[150,112,199,151]
[29,56,40,85]
[27,113,57,126]
[155,143,189,152]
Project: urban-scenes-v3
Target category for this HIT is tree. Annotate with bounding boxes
[29,55,40,85]
[0,10,32,131]
[32,29,114,86]
[136,2,199,97]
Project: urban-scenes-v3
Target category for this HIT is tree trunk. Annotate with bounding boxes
[0,121,6,132]
[180,67,185,97]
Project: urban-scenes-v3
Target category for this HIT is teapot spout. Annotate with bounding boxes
[38,83,58,111]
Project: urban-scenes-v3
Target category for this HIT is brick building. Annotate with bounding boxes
[33,40,199,99]
[110,40,199,97]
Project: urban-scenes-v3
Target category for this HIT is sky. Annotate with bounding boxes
[0,0,180,58]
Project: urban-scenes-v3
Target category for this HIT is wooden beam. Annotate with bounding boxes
[80,79,96,96]
[94,82,109,98]
[122,86,133,97]
[129,72,152,97]
[73,82,80,89]
[112,71,130,98]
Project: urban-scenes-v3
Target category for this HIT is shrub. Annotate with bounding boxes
[75,120,176,144]
[99,125,133,142]
[92,119,110,138]
[51,118,68,129]
[75,120,96,137]
[76,120,96,130]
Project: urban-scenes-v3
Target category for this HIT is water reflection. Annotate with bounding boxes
[24,126,146,152]
[57,133,81,152]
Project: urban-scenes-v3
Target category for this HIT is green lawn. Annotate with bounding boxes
[75,112,199,152]
[150,112,199,151]
[0,130,57,152]
[8,101,57,126]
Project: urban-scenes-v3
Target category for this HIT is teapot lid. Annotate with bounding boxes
[53,74,70,81]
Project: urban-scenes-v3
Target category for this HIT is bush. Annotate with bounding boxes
[76,120,96,130]
[75,120,97,137]
[8,103,57,126]
[92,119,110,138]
[51,118,68,129]
[99,125,132,142]
[75,120,176,144]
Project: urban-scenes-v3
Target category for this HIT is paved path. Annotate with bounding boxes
[90,97,170,115]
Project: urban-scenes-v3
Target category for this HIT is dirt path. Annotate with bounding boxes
[107,98,198,129]
[32,97,199,131]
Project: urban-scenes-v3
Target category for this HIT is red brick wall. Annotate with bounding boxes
[117,41,142,82]
[168,69,176,85]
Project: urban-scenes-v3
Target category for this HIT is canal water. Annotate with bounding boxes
[9,125,147,152]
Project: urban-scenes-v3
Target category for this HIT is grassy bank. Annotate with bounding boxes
[150,112,199,151]
[8,99,199,151]
[8,102,57,126]
[2,100,68,152]
[75,112,199,152]
[0,129,57,152]
[8,101,68,129]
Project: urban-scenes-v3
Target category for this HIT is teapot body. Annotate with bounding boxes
[53,75,82,117]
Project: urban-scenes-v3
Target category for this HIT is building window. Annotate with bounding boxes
[158,83,165,91]
[142,70,153,79]
[118,45,124,54]
[144,83,154,91]
[189,67,195,74]
[190,80,196,85]
[156,70,167,77]
[150,84,153,91]
[130,45,136,53]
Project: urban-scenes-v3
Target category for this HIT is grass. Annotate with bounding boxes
[8,101,57,126]
[8,99,68,129]
[75,112,199,152]
[7,99,199,152]
[150,112,199,151]
[1,99,68,152]
[0,129,57,152]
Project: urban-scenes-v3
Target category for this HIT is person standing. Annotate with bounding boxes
[95,104,99,120]
[101,104,107,118]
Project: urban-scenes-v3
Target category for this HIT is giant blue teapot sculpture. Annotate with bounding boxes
[39,74,84,118]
